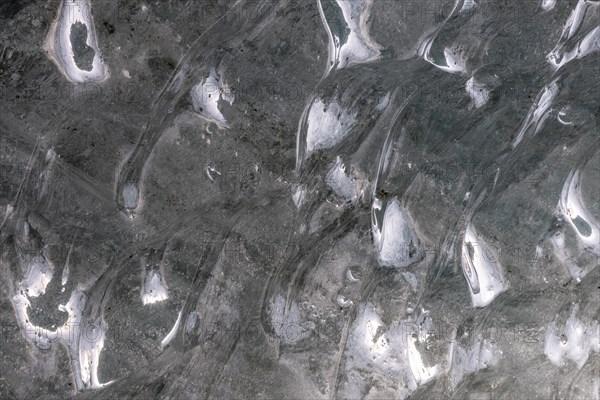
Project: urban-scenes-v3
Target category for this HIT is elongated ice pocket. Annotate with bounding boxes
[558,168,600,255]
[461,224,507,308]
[44,0,107,83]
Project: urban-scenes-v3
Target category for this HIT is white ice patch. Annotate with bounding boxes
[121,183,139,210]
[442,46,466,73]
[372,197,421,268]
[325,156,364,204]
[558,168,600,255]
[512,80,559,147]
[305,99,357,156]
[461,224,508,308]
[25,256,54,297]
[465,76,490,109]
[318,0,381,73]
[346,304,393,372]
[542,0,557,11]
[141,270,169,305]
[408,335,441,385]
[402,271,418,290]
[460,0,477,12]
[43,0,108,83]
[544,305,600,369]
[292,185,307,209]
[191,67,234,128]
[550,230,586,282]
[376,92,390,111]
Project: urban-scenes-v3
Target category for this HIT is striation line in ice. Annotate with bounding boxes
[512,80,560,148]
[161,309,183,348]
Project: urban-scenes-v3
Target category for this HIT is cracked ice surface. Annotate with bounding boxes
[1,0,599,399]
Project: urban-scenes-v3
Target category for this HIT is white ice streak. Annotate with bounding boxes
[161,309,183,348]
[544,305,600,369]
[461,224,507,308]
[43,0,107,83]
[512,80,559,147]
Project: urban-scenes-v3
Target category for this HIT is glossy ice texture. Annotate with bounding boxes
[1,0,599,399]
